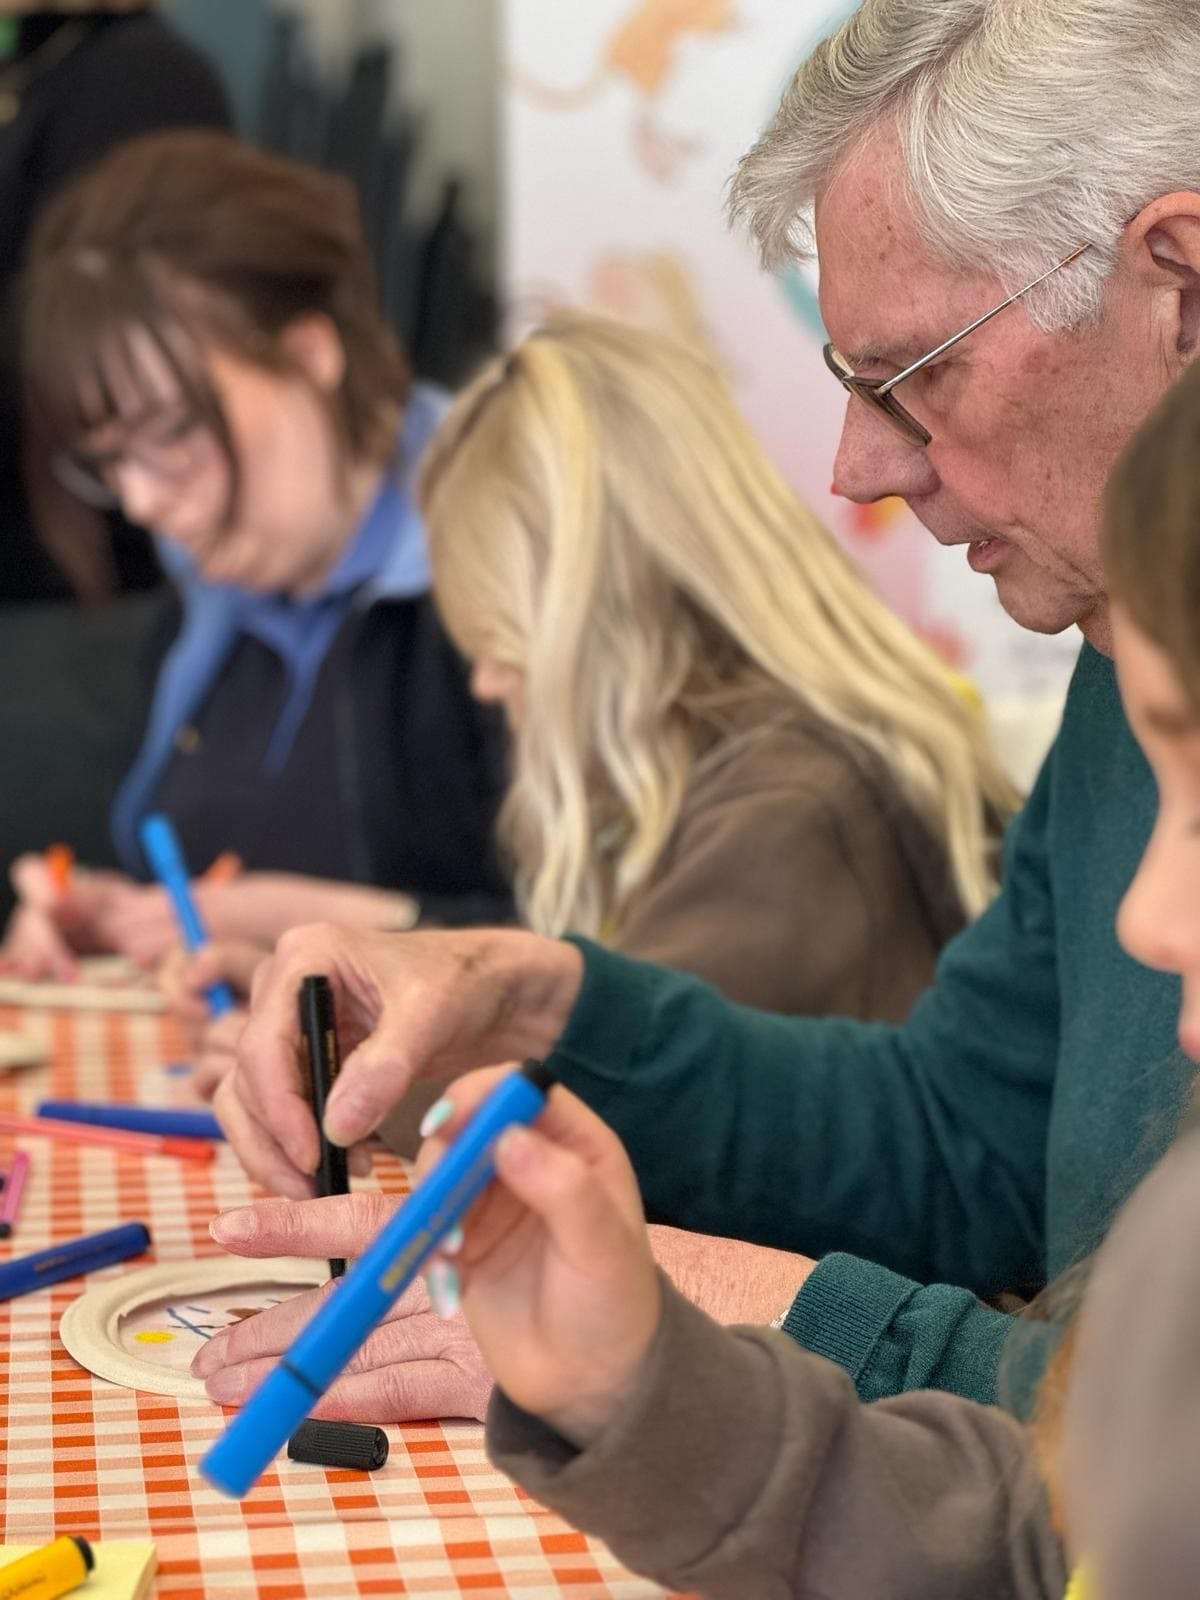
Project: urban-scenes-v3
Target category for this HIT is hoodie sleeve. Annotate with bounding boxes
[488,1280,1067,1600]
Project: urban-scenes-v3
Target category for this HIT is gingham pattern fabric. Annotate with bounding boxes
[0,1004,685,1598]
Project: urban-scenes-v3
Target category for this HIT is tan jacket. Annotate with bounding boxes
[381,713,970,1157]
[611,712,966,1020]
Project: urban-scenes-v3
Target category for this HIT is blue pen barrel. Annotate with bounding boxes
[202,980,237,1018]
[201,1064,551,1498]
[138,813,237,1017]
[0,1222,151,1300]
[36,1103,225,1141]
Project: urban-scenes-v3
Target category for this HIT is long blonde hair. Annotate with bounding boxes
[420,311,1018,938]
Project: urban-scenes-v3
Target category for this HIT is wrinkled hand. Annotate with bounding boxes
[195,1192,492,1420]
[222,921,582,1199]
[423,1070,662,1448]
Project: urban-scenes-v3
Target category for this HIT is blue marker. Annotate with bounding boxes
[201,1060,553,1497]
[0,1222,151,1301]
[138,814,236,1017]
[36,1102,224,1141]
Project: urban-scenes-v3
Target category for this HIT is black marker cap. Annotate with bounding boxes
[287,1420,389,1472]
[520,1059,555,1093]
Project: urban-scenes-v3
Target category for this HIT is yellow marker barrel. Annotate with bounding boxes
[0,1536,94,1600]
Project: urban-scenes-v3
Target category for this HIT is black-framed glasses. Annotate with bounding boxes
[823,243,1093,448]
[51,409,208,509]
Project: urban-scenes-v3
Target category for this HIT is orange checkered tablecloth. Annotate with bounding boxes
[0,1005,680,1599]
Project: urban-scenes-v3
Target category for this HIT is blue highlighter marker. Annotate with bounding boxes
[201,1059,553,1497]
[138,813,236,1018]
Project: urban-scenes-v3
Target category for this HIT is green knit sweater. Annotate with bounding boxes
[550,644,1193,1405]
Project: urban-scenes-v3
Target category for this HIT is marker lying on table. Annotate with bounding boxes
[137,814,236,1018]
[0,1110,216,1163]
[0,1151,31,1239]
[202,1059,554,1497]
[35,1102,224,1142]
[299,976,349,1277]
[0,1534,93,1600]
[0,1222,150,1301]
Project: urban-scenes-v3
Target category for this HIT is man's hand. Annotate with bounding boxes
[219,923,583,1198]
[195,1192,491,1420]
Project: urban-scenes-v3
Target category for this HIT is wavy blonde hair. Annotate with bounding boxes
[420,311,1018,938]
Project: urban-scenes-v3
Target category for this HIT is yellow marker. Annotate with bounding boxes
[0,1536,93,1600]
[1064,1568,1090,1600]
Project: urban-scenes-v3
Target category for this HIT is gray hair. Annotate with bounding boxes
[729,0,1200,329]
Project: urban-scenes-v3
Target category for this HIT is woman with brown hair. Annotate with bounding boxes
[0,2,230,600]
[1,129,510,976]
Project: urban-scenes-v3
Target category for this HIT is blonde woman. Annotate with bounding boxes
[420,310,1017,1018]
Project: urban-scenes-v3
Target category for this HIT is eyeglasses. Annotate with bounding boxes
[823,243,1093,448]
[52,410,208,509]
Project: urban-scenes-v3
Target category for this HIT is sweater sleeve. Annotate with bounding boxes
[613,764,936,1018]
[487,1281,1066,1600]
[548,743,1061,1404]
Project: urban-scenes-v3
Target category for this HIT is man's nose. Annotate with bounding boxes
[832,394,940,505]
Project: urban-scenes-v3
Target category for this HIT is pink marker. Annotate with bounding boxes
[0,1151,31,1239]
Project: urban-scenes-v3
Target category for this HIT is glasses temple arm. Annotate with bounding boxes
[877,244,1092,397]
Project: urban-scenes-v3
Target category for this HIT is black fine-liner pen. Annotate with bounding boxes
[299,974,350,1277]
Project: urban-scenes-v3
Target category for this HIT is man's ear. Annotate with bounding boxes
[278,314,347,393]
[1125,194,1200,359]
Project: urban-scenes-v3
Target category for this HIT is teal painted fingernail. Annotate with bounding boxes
[442,1224,464,1257]
[419,1098,454,1138]
[426,1260,460,1318]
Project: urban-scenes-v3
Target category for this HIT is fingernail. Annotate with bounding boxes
[442,1224,464,1257]
[419,1098,454,1139]
[496,1125,535,1171]
[426,1260,460,1318]
[190,1336,223,1377]
[322,1090,364,1148]
[204,1368,243,1404]
[210,1208,255,1244]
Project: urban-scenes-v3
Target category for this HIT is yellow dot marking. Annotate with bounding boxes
[133,1330,176,1344]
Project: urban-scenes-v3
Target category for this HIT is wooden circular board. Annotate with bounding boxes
[59,1255,328,1398]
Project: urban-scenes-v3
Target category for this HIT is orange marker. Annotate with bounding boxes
[202,851,242,887]
[0,1111,215,1163]
[45,844,74,897]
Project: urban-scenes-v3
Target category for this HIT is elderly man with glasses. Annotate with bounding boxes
[197,0,1198,1424]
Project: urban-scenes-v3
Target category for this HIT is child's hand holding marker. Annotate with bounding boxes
[416,1069,663,1449]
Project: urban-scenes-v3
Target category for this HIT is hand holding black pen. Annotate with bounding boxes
[219,922,586,1200]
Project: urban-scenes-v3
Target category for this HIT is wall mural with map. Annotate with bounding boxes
[503,0,1080,743]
